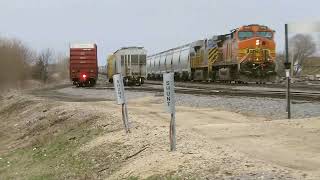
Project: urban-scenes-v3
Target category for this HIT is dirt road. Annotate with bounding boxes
[1,86,320,179]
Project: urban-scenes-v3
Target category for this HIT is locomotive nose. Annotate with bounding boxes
[243,37,272,62]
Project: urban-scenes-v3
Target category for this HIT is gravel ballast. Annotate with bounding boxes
[56,87,320,120]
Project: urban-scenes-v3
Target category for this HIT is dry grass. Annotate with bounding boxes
[0,38,34,90]
[302,57,320,75]
[0,92,134,179]
[0,37,69,91]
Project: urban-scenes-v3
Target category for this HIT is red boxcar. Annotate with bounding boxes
[69,43,98,87]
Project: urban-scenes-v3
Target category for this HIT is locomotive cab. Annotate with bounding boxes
[232,25,277,81]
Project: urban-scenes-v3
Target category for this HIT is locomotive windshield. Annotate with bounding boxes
[256,31,273,39]
[238,31,254,40]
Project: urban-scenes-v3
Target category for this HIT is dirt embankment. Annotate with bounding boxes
[0,90,320,179]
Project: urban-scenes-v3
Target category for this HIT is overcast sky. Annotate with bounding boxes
[0,0,319,65]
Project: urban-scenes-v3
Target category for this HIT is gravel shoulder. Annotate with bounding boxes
[46,86,320,120]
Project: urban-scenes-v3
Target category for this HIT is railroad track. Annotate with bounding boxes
[89,83,320,102]
[145,80,320,91]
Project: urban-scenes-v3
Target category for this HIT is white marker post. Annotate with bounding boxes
[163,73,176,151]
[113,74,130,133]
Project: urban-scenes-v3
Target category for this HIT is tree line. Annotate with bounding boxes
[276,34,318,77]
[0,37,69,89]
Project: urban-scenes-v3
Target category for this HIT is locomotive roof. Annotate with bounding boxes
[237,24,273,31]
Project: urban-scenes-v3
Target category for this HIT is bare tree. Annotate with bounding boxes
[290,34,316,76]
[33,48,54,83]
[51,53,69,80]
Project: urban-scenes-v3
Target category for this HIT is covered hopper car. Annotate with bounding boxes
[107,47,147,86]
[147,24,276,82]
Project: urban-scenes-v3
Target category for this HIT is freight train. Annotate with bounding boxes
[146,24,276,82]
[107,47,147,86]
[69,43,98,87]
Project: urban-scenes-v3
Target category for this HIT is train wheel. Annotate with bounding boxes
[123,78,129,86]
[137,78,142,86]
[90,81,95,87]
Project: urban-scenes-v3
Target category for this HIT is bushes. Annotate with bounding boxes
[0,37,69,89]
[0,38,34,87]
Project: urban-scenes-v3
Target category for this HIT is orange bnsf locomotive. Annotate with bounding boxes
[147,24,276,82]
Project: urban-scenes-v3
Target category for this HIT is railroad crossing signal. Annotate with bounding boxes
[284,62,291,70]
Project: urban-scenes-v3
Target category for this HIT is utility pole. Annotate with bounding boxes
[284,24,292,119]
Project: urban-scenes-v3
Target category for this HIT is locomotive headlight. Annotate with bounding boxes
[256,40,260,46]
